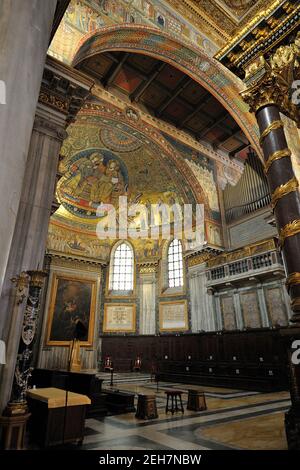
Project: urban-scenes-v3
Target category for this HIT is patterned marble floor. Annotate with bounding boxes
[81,379,290,450]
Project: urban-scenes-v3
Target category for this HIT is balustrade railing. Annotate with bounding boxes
[207,249,283,284]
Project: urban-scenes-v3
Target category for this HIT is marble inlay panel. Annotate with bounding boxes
[264,287,288,327]
[220,295,236,330]
[240,291,261,328]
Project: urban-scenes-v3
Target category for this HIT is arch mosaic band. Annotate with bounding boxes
[1,0,300,454]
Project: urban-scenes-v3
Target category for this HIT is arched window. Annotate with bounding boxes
[110,242,134,292]
[168,239,183,288]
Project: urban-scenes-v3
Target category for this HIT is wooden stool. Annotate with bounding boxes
[0,413,31,450]
[165,390,184,414]
[187,389,207,411]
[135,395,158,420]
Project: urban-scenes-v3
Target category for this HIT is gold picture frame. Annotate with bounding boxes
[46,273,97,346]
[159,300,188,332]
[103,303,136,333]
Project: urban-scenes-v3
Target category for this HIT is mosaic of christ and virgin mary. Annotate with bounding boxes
[57,149,129,218]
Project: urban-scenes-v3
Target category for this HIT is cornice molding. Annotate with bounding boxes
[38,56,95,126]
[46,250,107,268]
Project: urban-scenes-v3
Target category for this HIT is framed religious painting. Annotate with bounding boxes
[103,304,136,333]
[46,274,97,346]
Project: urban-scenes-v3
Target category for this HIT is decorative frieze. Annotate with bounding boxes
[39,56,94,125]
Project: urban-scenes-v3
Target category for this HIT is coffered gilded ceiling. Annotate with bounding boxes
[166,0,273,40]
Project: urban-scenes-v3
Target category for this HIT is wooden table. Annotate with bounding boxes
[27,387,91,448]
[31,368,105,417]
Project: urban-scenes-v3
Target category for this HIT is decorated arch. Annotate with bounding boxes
[72,24,261,158]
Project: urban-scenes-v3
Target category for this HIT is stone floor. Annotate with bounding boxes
[81,377,290,450]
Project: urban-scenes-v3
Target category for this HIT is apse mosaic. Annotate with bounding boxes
[57,148,129,218]
[48,0,218,64]
[49,98,223,260]
[162,133,221,221]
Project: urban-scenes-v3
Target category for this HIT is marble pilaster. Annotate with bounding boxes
[189,263,215,332]
[139,270,157,335]
[0,0,57,299]
[0,58,93,412]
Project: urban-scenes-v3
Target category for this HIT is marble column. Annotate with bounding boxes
[0,0,57,298]
[0,58,93,413]
[241,50,300,324]
[241,47,300,449]
[255,105,300,323]
[139,268,157,335]
[0,108,67,410]
[189,263,215,332]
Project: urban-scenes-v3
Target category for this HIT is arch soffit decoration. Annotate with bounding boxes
[72,24,261,160]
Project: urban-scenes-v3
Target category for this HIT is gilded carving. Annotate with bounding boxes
[279,219,300,247]
[271,176,299,208]
[11,272,30,305]
[286,272,300,292]
[241,33,300,123]
[259,120,283,146]
[205,238,276,269]
[188,252,212,267]
[265,148,292,174]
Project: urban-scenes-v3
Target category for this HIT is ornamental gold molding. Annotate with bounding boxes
[279,219,300,247]
[166,0,229,45]
[39,91,68,114]
[215,0,284,60]
[265,148,292,173]
[241,32,300,123]
[188,252,212,267]
[139,266,158,274]
[271,176,299,208]
[27,270,48,289]
[216,1,300,78]
[39,56,94,125]
[11,272,30,305]
[206,238,276,268]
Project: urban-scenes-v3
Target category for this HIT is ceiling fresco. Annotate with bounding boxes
[48,97,223,261]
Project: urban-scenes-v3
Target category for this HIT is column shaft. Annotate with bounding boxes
[256,105,300,322]
[0,0,57,296]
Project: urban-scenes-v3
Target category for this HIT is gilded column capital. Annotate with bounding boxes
[241,32,300,123]
[11,272,30,305]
